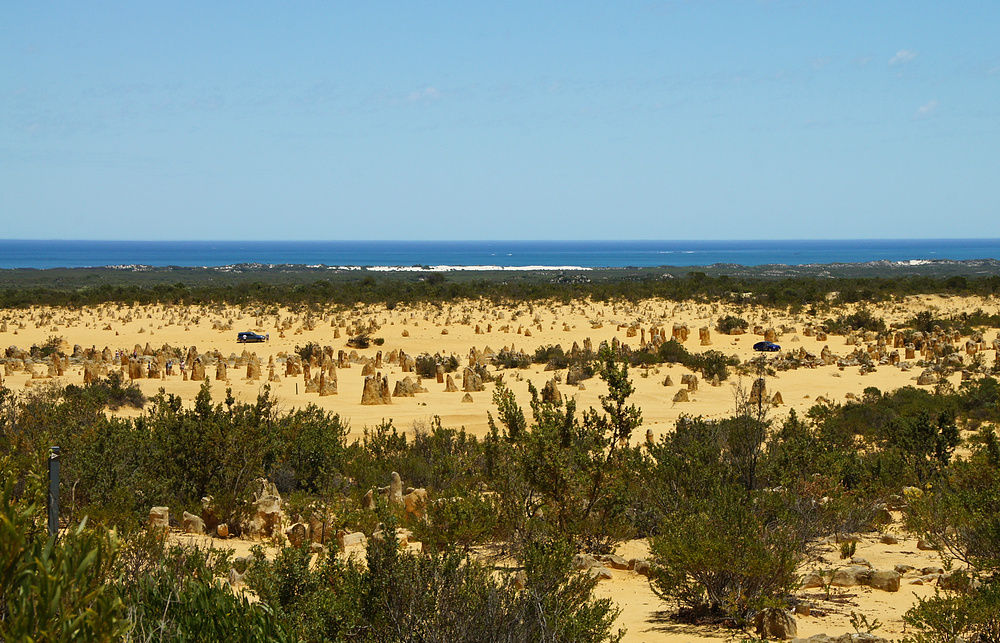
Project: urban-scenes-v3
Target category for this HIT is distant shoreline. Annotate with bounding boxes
[2,239,999,271]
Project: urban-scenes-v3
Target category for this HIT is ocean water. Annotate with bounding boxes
[1,239,999,270]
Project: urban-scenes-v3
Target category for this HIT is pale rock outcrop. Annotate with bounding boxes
[285,522,308,547]
[541,379,562,404]
[387,472,404,505]
[869,570,901,592]
[393,376,417,397]
[182,511,206,535]
[755,608,797,640]
[245,478,283,539]
[337,529,368,552]
[319,370,337,396]
[917,369,938,386]
[462,367,485,392]
[361,373,392,405]
[403,488,428,519]
[149,506,170,533]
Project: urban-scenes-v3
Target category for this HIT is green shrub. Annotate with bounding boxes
[687,349,739,382]
[825,308,886,334]
[534,344,569,369]
[122,543,290,643]
[295,341,322,362]
[414,353,459,379]
[716,315,749,335]
[0,480,128,642]
[902,584,1000,643]
[492,348,532,370]
[63,371,146,410]
[346,334,371,349]
[656,339,689,364]
[644,409,816,625]
[648,484,804,624]
[277,405,350,494]
[244,530,624,643]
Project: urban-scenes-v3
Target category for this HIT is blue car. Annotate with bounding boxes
[753,341,780,352]
[237,331,267,343]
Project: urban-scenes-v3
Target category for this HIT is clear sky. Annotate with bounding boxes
[2,1,998,241]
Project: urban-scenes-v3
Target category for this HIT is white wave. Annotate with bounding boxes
[360,265,592,272]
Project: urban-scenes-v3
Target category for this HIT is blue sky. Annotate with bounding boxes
[2,1,998,240]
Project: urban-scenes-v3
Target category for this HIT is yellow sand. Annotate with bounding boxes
[4,293,998,640]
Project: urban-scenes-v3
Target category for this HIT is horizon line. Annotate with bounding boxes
[3,238,1000,244]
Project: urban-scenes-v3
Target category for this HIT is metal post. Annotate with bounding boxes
[48,446,60,537]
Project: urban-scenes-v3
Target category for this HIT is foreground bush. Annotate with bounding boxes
[902,584,1000,643]
[246,530,623,643]
[0,479,127,642]
[0,473,290,642]
[645,413,806,625]
[121,542,290,643]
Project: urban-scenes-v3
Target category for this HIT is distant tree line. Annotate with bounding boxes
[1,272,1000,310]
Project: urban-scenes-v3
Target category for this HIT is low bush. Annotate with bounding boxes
[492,347,532,370]
[414,353,459,379]
[716,315,748,335]
[534,344,569,369]
[63,371,146,410]
[244,530,624,643]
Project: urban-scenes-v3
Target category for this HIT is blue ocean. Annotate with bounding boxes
[1,239,999,271]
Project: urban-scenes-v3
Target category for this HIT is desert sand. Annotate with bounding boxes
[3,293,998,640]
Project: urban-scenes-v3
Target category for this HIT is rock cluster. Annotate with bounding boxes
[361,373,392,405]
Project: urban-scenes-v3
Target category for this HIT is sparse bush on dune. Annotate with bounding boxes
[242,519,622,643]
[0,475,289,642]
[414,352,459,379]
[715,314,748,335]
[6,342,1000,636]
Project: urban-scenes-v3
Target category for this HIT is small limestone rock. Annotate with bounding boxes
[630,559,651,576]
[755,608,797,640]
[149,506,170,533]
[336,529,367,551]
[869,570,901,592]
[598,554,630,570]
[285,522,308,547]
[831,565,872,587]
[572,553,599,570]
[182,511,206,535]
[800,572,824,589]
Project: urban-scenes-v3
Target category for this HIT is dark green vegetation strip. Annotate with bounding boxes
[2,261,1000,308]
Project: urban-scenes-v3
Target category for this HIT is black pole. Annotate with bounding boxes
[48,446,60,537]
